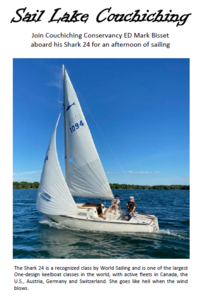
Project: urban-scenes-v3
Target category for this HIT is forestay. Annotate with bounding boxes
[36,114,78,215]
[63,66,114,200]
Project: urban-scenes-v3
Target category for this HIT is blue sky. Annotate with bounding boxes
[13,59,189,185]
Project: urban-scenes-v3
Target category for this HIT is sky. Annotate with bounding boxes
[13,59,189,185]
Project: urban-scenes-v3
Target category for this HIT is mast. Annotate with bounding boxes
[62,65,68,184]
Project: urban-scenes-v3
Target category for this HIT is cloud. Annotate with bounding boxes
[46,65,62,89]
[13,170,42,176]
[125,171,161,174]
[107,171,118,174]
[107,170,161,175]
[14,177,39,182]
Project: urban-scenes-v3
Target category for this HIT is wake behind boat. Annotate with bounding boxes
[36,65,159,233]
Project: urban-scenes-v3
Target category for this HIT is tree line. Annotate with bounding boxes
[13,181,39,189]
[110,183,189,190]
[13,181,189,190]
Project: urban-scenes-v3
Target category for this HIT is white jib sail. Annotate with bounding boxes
[36,114,79,215]
[63,67,114,200]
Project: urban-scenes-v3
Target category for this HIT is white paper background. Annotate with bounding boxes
[1,0,201,299]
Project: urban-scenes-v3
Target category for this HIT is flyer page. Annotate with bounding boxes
[2,0,201,299]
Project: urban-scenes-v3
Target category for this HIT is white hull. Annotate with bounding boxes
[42,203,159,233]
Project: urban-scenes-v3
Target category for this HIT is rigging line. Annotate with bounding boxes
[57,72,62,114]
[57,71,65,117]
[56,70,65,167]
[75,89,149,214]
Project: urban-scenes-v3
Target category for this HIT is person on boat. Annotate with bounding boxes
[125,196,137,221]
[101,194,120,219]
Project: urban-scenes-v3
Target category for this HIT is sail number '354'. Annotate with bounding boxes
[70,120,84,133]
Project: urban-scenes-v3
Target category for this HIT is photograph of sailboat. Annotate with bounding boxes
[13,59,189,259]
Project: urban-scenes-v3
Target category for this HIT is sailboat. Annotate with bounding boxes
[36,65,159,233]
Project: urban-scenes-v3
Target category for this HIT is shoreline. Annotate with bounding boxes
[13,182,189,191]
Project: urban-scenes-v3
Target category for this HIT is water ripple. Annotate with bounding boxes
[13,189,189,259]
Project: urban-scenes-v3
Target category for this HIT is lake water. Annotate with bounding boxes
[13,189,189,259]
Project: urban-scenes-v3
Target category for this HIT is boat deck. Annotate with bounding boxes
[45,203,159,232]
[76,203,156,225]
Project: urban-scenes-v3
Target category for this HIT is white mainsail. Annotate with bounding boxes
[36,114,79,215]
[63,66,114,200]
